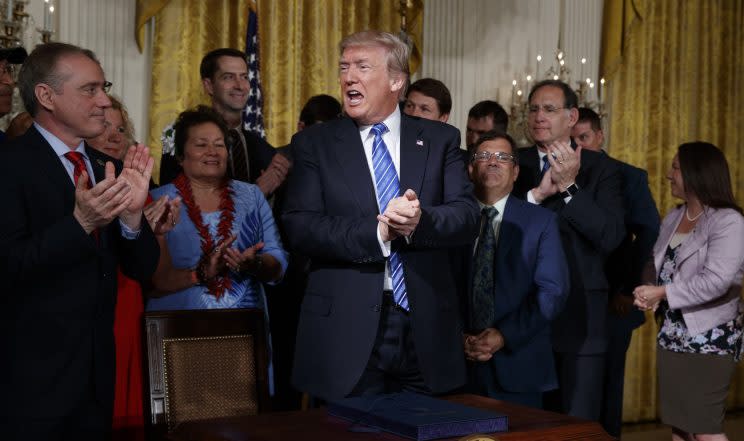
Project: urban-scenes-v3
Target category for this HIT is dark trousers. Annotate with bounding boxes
[349,292,430,397]
[544,352,605,421]
[1,394,111,441]
[600,319,635,438]
[466,362,543,409]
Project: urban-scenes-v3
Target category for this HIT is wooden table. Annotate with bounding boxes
[167,394,612,441]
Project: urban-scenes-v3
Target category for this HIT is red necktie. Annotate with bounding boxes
[65,151,98,241]
[64,151,91,189]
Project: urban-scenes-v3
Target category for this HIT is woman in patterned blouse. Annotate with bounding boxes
[633,142,744,441]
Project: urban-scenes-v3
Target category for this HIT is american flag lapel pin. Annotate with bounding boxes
[416,139,424,147]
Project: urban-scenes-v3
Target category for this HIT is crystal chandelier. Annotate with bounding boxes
[1,0,56,49]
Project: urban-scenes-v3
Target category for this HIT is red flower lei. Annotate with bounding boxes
[173,173,235,299]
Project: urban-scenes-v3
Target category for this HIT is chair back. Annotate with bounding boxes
[142,308,270,435]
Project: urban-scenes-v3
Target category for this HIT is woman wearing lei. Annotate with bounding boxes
[148,106,287,314]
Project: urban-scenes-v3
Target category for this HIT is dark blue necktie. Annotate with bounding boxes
[541,154,550,176]
[470,206,499,330]
[371,123,409,311]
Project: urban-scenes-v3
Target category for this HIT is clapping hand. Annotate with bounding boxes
[256,153,292,196]
[223,242,265,274]
[377,189,421,240]
[545,141,581,190]
[118,144,155,229]
[145,195,181,235]
[73,162,133,234]
[199,235,237,281]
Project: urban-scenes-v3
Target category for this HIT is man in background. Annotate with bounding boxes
[572,107,660,437]
[512,80,625,421]
[0,46,27,143]
[465,100,508,151]
[459,131,568,409]
[403,77,452,123]
[159,48,290,196]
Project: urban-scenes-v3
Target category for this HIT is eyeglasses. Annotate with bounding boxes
[78,81,113,97]
[472,151,516,164]
[528,105,567,115]
[0,63,14,77]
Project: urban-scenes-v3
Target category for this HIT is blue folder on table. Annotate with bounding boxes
[327,392,508,440]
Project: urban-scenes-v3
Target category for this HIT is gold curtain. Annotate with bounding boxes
[602,0,744,423]
[259,0,422,149]
[136,0,423,183]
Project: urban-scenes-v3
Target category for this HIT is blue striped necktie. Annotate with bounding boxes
[371,123,409,311]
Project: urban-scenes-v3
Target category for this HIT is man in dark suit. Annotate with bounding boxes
[0,43,159,440]
[159,48,290,195]
[572,108,660,437]
[282,30,479,400]
[459,131,569,409]
[0,46,27,143]
[512,80,625,420]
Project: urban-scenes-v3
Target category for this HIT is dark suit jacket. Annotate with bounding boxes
[605,158,660,331]
[0,126,160,418]
[282,114,480,400]
[456,195,570,393]
[513,145,625,354]
[159,125,275,185]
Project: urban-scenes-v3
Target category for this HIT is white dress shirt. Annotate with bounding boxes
[35,122,139,238]
[474,195,508,254]
[357,107,401,290]
[527,149,573,205]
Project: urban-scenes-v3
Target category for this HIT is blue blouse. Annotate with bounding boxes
[146,180,288,311]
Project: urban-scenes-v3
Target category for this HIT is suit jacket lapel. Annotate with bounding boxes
[399,115,427,196]
[675,213,708,265]
[654,208,683,272]
[333,118,379,216]
[28,126,77,209]
[496,196,519,259]
[524,146,541,185]
[86,145,109,184]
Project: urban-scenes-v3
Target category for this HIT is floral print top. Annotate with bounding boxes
[657,243,743,361]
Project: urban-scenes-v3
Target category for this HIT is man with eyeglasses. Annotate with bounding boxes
[455,130,568,409]
[0,46,27,143]
[0,43,159,440]
[512,80,625,421]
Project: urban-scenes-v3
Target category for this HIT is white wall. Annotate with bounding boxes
[420,0,604,145]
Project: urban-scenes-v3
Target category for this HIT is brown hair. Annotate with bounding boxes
[677,141,742,214]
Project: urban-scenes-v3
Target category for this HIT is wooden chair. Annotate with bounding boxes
[142,308,270,438]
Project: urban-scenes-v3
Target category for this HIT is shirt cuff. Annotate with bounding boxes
[119,219,142,240]
[527,190,539,205]
[562,195,573,204]
[376,224,391,257]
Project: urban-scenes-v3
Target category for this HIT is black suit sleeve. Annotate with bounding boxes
[246,131,276,183]
[560,153,625,256]
[158,153,182,186]
[410,130,480,249]
[281,131,384,263]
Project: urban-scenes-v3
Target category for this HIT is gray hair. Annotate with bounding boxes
[18,42,100,117]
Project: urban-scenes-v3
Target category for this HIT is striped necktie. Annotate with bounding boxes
[371,123,409,311]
